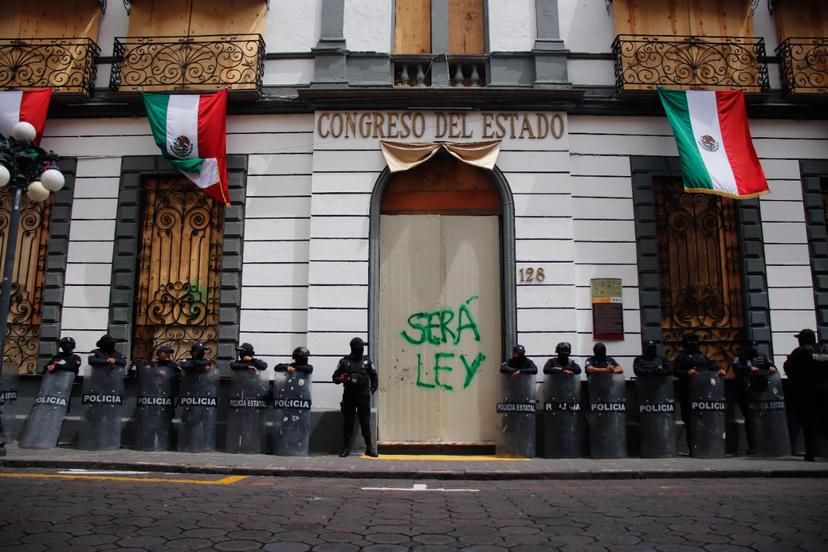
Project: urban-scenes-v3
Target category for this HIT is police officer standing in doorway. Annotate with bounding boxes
[333,337,378,458]
[784,329,828,461]
[500,345,538,377]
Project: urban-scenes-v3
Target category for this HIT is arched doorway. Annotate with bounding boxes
[370,155,515,446]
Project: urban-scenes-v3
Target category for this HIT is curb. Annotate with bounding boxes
[2,458,827,480]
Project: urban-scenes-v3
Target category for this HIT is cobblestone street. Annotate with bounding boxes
[0,469,826,551]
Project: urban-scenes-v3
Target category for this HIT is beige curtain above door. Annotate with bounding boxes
[379,140,502,173]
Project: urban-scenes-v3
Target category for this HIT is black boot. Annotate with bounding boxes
[339,447,350,458]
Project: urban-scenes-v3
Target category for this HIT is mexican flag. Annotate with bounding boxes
[0,89,52,145]
[658,88,768,199]
[143,89,230,205]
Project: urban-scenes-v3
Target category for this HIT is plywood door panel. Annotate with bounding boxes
[379,214,501,443]
[395,0,431,54]
[776,0,827,40]
[12,0,100,39]
[448,0,484,54]
[127,0,192,36]
[689,0,752,36]
[613,0,692,35]
[188,0,266,35]
[0,0,26,37]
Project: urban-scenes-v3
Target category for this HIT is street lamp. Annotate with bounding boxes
[0,122,64,456]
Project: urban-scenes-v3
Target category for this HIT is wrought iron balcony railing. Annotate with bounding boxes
[393,55,487,87]
[613,34,769,93]
[110,34,265,94]
[777,37,828,96]
[0,38,99,97]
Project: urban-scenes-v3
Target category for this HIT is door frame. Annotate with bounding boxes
[367,163,517,401]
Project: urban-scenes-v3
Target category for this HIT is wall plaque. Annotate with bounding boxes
[591,278,624,340]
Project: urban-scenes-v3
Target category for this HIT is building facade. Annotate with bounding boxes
[2,0,827,450]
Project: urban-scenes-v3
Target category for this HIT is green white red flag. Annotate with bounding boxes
[657,88,768,199]
[0,89,52,144]
[143,89,230,205]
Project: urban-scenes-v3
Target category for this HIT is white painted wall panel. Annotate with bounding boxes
[69,220,117,242]
[248,154,313,175]
[575,264,640,286]
[573,220,636,242]
[488,0,535,51]
[768,288,817,310]
[237,333,310,356]
[497,151,569,172]
[506,173,570,194]
[65,264,113,286]
[311,195,371,216]
[759,159,801,180]
[572,197,634,220]
[573,242,638,265]
[228,133,315,155]
[312,149,385,173]
[766,180,807,201]
[305,332,369,358]
[770,310,819,333]
[240,309,309,332]
[312,172,376,193]
[566,60,616,86]
[75,157,122,178]
[240,287,308,310]
[71,178,120,199]
[62,286,110,308]
[761,222,809,244]
[246,197,312,218]
[263,59,315,86]
[515,218,573,239]
[570,154,631,177]
[307,309,368,332]
[265,0,322,52]
[230,115,313,134]
[66,242,115,264]
[515,240,574,262]
[518,308,580,332]
[570,134,678,157]
[246,175,312,198]
[61,307,109,330]
[571,176,633,198]
[309,286,369,309]
[307,262,368,285]
[71,199,118,220]
[759,200,806,223]
[517,285,576,309]
[244,219,310,240]
[241,264,309,287]
[244,241,310,263]
[344,0,392,52]
[764,244,811,265]
[513,195,573,217]
[558,0,615,52]
[309,239,369,261]
[310,216,369,239]
[766,266,814,288]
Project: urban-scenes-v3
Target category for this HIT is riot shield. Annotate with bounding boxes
[225,369,269,454]
[271,371,312,456]
[18,370,76,449]
[78,365,124,450]
[688,374,726,458]
[496,374,536,458]
[0,360,19,452]
[747,372,791,457]
[635,376,677,458]
[541,373,583,458]
[587,373,627,459]
[133,364,177,451]
[177,368,218,453]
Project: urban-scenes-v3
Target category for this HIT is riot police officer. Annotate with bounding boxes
[333,338,378,458]
[88,334,127,371]
[45,337,82,376]
[633,340,672,377]
[585,343,623,374]
[673,333,724,449]
[543,342,581,376]
[500,345,538,377]
[784,329,828,461]
[275,347,313,375]
[181,342,211,373]
[230,343,268,372]
[733,339,777,455]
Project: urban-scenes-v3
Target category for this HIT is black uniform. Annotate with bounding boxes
[633,355,672,377]
[44,351,83,376]
[543,357,582,375]
[784,343,828,460]
[585,355,620,371]
[333,347,378,455]
[732,348,774,452]
[88,349,127,370]
[230,357,268,372]
[673,346,717,447]
[500,357,538,375]
[180,358,211,372]
[274,362,313,374]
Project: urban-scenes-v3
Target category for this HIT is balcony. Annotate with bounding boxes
[777,37,828,96]
[110,34,265,95]
[613,35,769,94]
[0,38,99,97]
[393,55,487,87]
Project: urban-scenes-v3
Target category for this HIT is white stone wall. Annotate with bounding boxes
[344,0,392,53]
[488,0,536,52]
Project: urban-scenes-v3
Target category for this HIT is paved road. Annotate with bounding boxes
[0,469,826,551]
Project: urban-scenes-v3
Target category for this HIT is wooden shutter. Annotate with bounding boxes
[0,192,51,375]
[613,0,752,35]
[395,0,432,54]
[127,0,192,36]
[775,0,827,41]
[448,0,484,54]
[0,0,101,40]
[188,0,266,35]
[132,178,223,363]
[654,179,745,371]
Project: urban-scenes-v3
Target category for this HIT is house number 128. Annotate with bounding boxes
[518,267,545,283]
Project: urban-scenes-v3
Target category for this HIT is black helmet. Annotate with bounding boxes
[555,342,571,355]
[513,344,526,356]
[682,333,699,347]
[191,341,205,354]
[59,337,76,351]
[349,337,365,357]
[795,328,817,345]
[292,346,310,363]
[96,333,116,352]
[593,342,607,357]
[236,342,255,356]
[350,337,364,349]
[157,345,173,355]
[642,339,657,356]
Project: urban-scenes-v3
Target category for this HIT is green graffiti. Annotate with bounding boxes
[401,296,480,346]
[461,352,486,389]
[404,296,486,392]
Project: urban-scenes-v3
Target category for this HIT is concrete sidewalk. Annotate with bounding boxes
[1,444,826,479]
